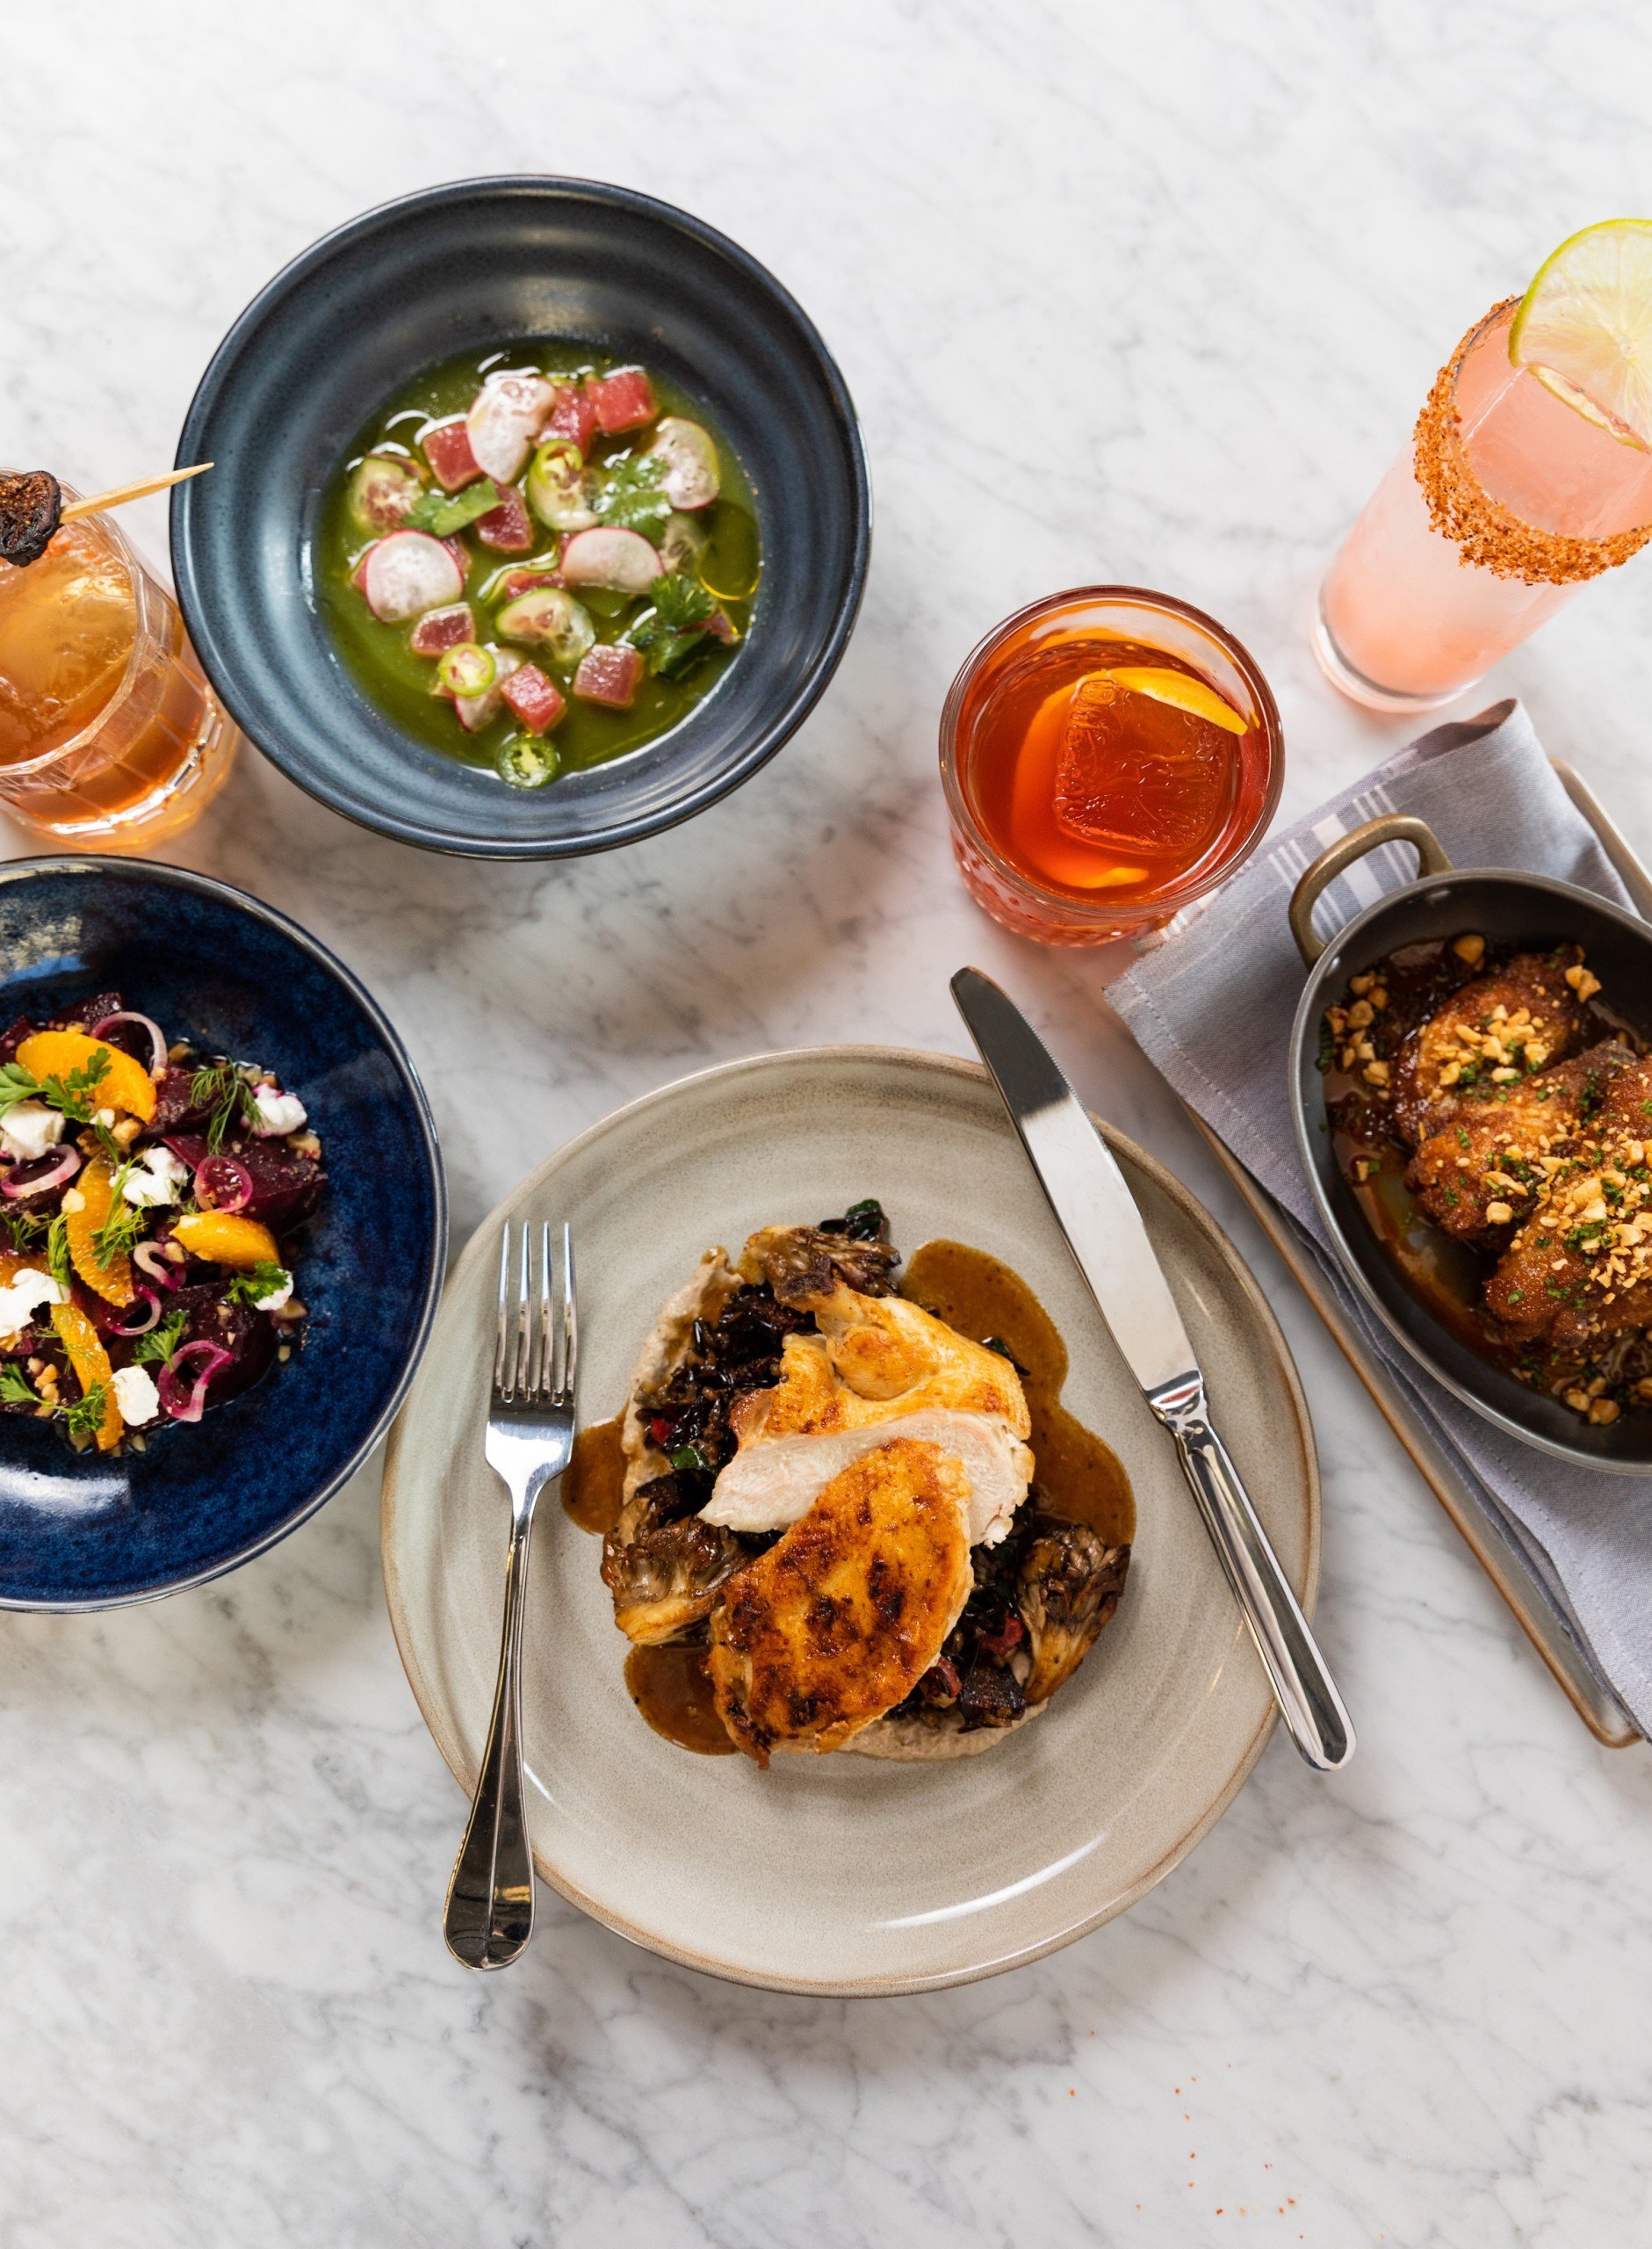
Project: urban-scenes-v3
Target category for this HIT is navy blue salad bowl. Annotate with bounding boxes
[0,859,445,1609]
[170,175,871,859]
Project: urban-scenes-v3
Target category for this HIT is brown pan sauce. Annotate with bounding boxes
[566,1238,1132,1755]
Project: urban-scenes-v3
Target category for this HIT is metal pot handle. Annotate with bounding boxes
[1288,814,1455,966]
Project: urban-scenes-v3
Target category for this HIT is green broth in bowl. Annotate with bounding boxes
[314,344,761,790]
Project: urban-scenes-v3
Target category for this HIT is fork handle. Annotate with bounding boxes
[444,1511,537,1970]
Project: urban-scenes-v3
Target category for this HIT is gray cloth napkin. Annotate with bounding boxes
[1109,698,1652,1735]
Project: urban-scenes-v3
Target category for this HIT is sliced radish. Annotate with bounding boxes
[525,439,596,532]
[474,484,535,552]
[465,374,556,485]
[361,532,465,622]
[589,367,658,434]
[544,382,599,452]
[347,452,427,532]
[422,419,482,492]
[408,603,475,656]
[495,588,595,666]
[559,525,661,595]
[573,643,645,710]
[448,648,522,734]
[501,662,566,735]
[646,417,720,510]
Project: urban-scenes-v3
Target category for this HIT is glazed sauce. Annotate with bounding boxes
[900,1238,1134,1546]
[624,1642,737,1756]
[561,1414,626,1535]
[1326,935,1648,1375]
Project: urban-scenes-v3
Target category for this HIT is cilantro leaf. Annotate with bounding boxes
[405,479,501,537]
[592,453,670,537]
[648,573,717,632]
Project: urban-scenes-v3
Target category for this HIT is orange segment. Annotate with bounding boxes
[65,1154,135,1308]
[172,1210,280,1269]
[15,1030,157,1123]
[1103,667,1249,736]
[50,1300,121,1453]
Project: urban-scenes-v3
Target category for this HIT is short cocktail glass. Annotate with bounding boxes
[1317,300,1652,713]
[941,587,1283,946]
[0,485,239,847]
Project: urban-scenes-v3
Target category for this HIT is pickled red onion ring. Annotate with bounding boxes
[103,1288,161,1338]
[157,1341,234,1423]
[194,1155,251,1213]
[133,1240,181,1290]
[2,1145,81,1199]
[91,1010,168,1078]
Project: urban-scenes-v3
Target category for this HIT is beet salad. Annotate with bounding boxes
[0,993,322,1454]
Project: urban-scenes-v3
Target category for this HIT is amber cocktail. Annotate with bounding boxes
[0,488,238,847]
[941,588,1283,945]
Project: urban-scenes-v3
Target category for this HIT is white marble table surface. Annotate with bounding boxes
[4,3,1652,2242]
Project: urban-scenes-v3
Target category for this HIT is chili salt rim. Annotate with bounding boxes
[1414,297,1652,587]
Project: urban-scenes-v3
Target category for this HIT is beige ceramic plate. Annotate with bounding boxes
[382,1048,1318,1995]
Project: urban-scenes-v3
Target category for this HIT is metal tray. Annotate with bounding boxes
[1188,758,1647,1750]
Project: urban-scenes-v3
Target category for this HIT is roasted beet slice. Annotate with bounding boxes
[51,990,125,1034]
[148,1067,214,1133]
[163,1285,278,1403]
[163,1132,322,1229]
[0,1016,37,1066]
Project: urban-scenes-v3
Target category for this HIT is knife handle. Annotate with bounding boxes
[1151,1376,1355,1771]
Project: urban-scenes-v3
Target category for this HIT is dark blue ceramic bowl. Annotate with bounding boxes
[0,859,445,1609]
[171,177,870,859]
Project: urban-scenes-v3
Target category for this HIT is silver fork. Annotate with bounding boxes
[443,1220,577,1972]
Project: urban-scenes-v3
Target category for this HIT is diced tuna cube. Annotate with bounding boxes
[408,603,475,656]
[473,484,535,552]
[572,642,645,710]
[588,367,658,434]
[422,419,482,492]
[544,382,599,452]
[500,662,567,735]
[499,566,565,600]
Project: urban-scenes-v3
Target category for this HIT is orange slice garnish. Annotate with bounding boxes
[1103,667,1248,736]
[15,1030,157,1123]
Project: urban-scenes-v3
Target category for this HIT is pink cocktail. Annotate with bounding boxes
[1317,299,1652,712]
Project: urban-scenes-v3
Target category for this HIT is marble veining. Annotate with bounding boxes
[4,1,1652,2241]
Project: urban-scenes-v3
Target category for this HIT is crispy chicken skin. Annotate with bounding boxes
[707,1437,973,1765]
[1485,1053,1652,1354]
[1406,1045,1634,1245]
[1390,951,1585,1147]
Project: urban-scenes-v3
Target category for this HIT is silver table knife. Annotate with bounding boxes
[952,966,1354,1773]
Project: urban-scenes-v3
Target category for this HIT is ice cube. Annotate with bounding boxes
[1053,673,1232,855]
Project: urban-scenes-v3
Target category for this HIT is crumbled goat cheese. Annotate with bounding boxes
[252,1269,293,1313]
[252,1086,307,1137]
[0,1101,65,1163]
[111,1364,161,1428]
[0,1267,64,1336]
[121,1144,190,1208]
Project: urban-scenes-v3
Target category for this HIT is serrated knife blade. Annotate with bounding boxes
[952,965,1354,1773]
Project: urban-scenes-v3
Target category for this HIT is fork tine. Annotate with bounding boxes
[493,1228,511,1394]
[536,1220,552,1401]
[559,1223,578,1405]
[512,1225,531,1399]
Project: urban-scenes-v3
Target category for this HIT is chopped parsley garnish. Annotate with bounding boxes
[405,478,501,537]
[225,1262,288,1308]
[592,452,670,538]
[0,1046,112,1125]
[133,1308,190,1368]
[0,1363,38,1405]
[668,1443,713,1476]
[61,1382,111,1444]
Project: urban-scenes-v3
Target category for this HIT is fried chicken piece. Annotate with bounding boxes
[1390,950,1585,1146]
[1407,1044,1634,1245]
[707,1436,973,1764]
[1016,1517,1131,1704]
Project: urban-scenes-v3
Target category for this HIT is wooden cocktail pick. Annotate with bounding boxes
[0,462,213,568]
